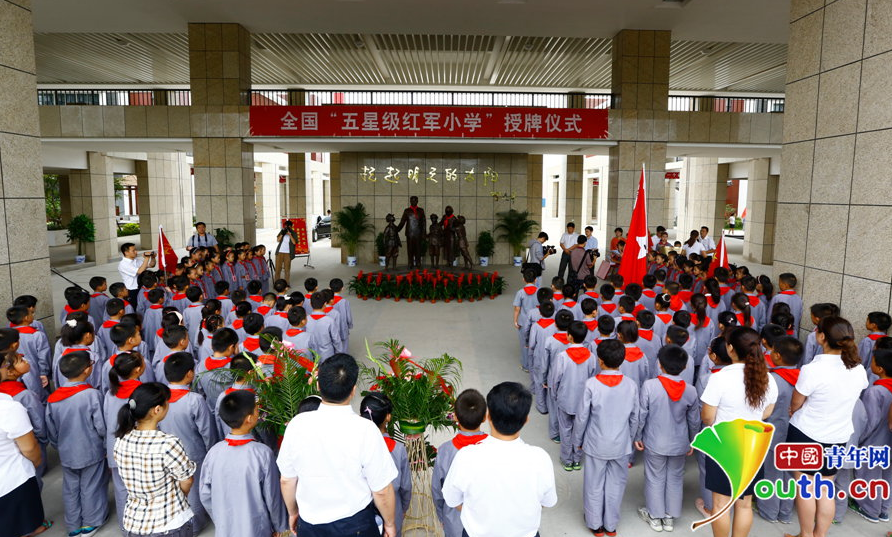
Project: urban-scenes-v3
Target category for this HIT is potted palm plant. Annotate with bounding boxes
[332,203,374,266]
[66,214,96,263]
[494,209,538,267]
[375,232,387,267]
[476,230,495,267]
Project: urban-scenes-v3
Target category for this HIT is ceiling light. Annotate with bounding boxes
[354,39,366,49]
[115,37,130,46]
[700,46,714,56]
[523,42,534,51]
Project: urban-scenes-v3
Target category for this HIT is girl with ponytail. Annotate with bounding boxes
[689,294,716,370]
[699,326,777,536]
[730,292,753,328]
[787,316,868,537]
[55,319,101,389]
[113,382,197,537]
[197,314,224,359]
[103,351,146,531]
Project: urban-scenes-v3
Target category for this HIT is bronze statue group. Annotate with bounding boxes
[384,196,473,271]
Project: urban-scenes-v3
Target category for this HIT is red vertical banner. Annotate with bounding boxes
[281,218,310,255]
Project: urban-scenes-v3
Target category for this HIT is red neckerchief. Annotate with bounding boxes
[442,214,455,229]
[719,285,732,296]
[657,376,686,401]
[625,346,645,362]
[62,347,88,356]
[91,292,106,298]
[115,379,142,399]
[102,320,119,329]
[656,313,672,324]
[205,356,232,370]
[600,302,617,313]
[711,367,725,373]
[583,319,598,332]
[232,319,244,330]
[764,352,776,368]
[248,295,263,303]
[243,337,260,351]
[747,294,761,307]
[452,433,488,450]
[323,306,334,313]
[286,328,304,337]
[12,325,37,335]
[596,374,623,387]
[172,293,186,301]
[0,380,26,396]
[669,295,684,311]
[226,438,254,447]
[553,293,564,301]
[47,384,92,403]
[536,318,555,329]
[553,333,569,345]
[677,290,693,303]
[310,314,326,321]
[772,367,801,386]
[149,304,164,310]
[275,311,289,319]
[168,388,190,402]
[225,386,256,395]
[642,289,656,298]
[409,205,419,218]
[188,303,202,309]
[63,305,76,315]
[874,378,892,395]
[780,290,797,295]
[690,315,711,328]
[633,304,646,314]
[584,291,600,299]
[384,436,397,453]
[563,301,577,309]
[566,346,591,364]
[735,312,753,326]
[332,296,344,305]
[868,333,886,341]
[639,329,654,341]
[707,296,722,309]
[620,313,635,322]
[258,354,276,365]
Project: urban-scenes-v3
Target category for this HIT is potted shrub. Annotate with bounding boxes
[66,214,96,263]
[476,230,495,267]
[214,227,235,247]
[494,209,539,266]
[332,203,374,266]
[375,232,387,267]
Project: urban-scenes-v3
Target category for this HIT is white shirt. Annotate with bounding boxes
[276,403,398,524]
[118,256,144,290]
[0,394,35,497]
[559,232,579,251]
[682,241,705,258]
[701,363,778,424]
[698,235,716,252]
[585,235,599,251]
[442,436,557,537]
[789,354,868,443]
[650,234,660,250]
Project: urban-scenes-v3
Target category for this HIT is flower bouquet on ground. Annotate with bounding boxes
[348,269,506,303]
[361,339,461,536]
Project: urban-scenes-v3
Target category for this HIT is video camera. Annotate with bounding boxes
[544,245,557,256]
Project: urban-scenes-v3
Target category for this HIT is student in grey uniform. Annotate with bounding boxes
[306,293,339,361]
[640,275,658,312]
[59,287,90,327]
[360,394,413,536]
[240,313,266,355]
[833,399,867,524]
[284,308,311,351]
[664,326,696,385]
[160,352,218,535]
[552,322,597,471]
[0,353,49,488]
[45,351,109,536]
[330,279,353,348]
[266,297,294,333]
[182,286,206,344]
[635,310,661,369]
[740,276,767,331]
[688,294,717,371]
[616,321,650,387]
[141,290,168,356]
[87,276,110,328]
[200,390,289,537]
[850,347,892,521]
[572,339,639,536]
[153,325,190,384]
[195,315,224,363]
[757,336,803,524]
[858,312,891,372]
[101,324,154,395]
[212,354,256,439]
[197,328,239,414]
[521,289,553,361]
[635,345,700,533]
[801,303,839,367]
[769,273,803,334]
[528,301,557,414]
[55,320,103,390]
[512,270,540,371]
[597,284,620,320]
[228,301,251,343]
[7,307,51,397]
[94,299,126,358]
[104,351,147,531]
[431,389,488,537]
[543,310,574,443]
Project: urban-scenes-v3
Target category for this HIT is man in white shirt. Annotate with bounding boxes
[274,220,299,284]
[186,222,218,251]
[277,354,398,537]
[698,226,716,256]
[442,382,557,537]
[651,226,666,251]
[558,223,579,281]
[117,242,155,307]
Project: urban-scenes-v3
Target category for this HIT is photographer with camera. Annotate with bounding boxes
[274,219,299,285]
[118,242,156,307]
[568,235,598,289]
[523,232,552,284]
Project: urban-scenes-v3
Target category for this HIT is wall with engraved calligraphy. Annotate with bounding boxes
[339,152,533,264]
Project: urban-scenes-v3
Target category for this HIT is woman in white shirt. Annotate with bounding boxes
[681,230,705,258]
[0,393,47,537]
[700,326,777,537]
[786,316,867,537]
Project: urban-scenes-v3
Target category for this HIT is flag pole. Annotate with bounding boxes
[158,225,164,272]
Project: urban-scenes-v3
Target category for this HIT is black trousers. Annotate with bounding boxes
[558,252,571,280]
[127,288,140,310]
[298,505,380,537]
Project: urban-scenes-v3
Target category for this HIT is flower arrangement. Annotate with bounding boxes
[348,269,507,303]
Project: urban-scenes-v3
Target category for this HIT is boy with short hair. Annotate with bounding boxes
[759,324,787,368]
[266,296,294,332]
[95,298,125,358]
[306,293,338,360]
[229,301,252,342]
[573,339,639,536]
[617,296,637,323]
[302,277,319,314]
[284,307,311,351]
[770,272,803,334]
[87,276,110,328]
[59,287,91,326]
[580,298,599,344]
[528,301,557,414]
[635,344,700,532]
[432,389,488,537]
[616,320,650,387]
[664,325,696,384]
[594,315,616,345]
[255,293,277,318]
[543,310,575,443]
[513,270,540,371]
[597,285,618,318]
[7,306,50,399]
[200,390,289,537]
[197,327,240,413]
[215,281,233,315]
[169,277,191,312]
[45,351,109,536]
[802,303,840,367]
[153,325,190,383]
[273,279,290,297]
[859,311,892,372]
[240,313,266,353]
[213,353,256,438]
[159,351,217,535]
[107,282,134,317]
[641,274,658,311]
[103,322,154,394]
[635,310,660,371]
[553,321,597,471]
[142,289,167,355]
[183,286,205,344]
[330,278,353,348]
[13,294,47,335]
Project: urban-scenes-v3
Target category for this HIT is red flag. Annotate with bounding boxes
[741,207,748,219]
[707,234,729,277]
[618,166,649,286]
[157,226,178,273]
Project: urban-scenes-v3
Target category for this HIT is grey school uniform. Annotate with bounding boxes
[265,311,291,333]
[801,329,820,367]
[141,306,165,354]
[324,308,346,353]
[159,387,219,535]
[45,382,109,533]
[619,344,650,387]
[636,330,662,371]
[306,312,339,360]
[196,357,233,413]
[16,330,50,401]
[853,383,892,518]
[213,384,255,439]
[332,295,353,347]
[194,329,215,361]
[544,332,571,439]
[53,346,103,390]
[770,291,804,334]
[152,340,196,373]
[183,304,205,345]
[758,366,799,522]
[652,313,673,343]
[834,399,868,523]
[690,320,717,368]
[744,293,767,331]
[283,328,312,353]
[95,320,120,359]
[636,375,699,519]
[199,434,289,537]
[432,432,487,537]
[858,334,885,383]
[384,434,413,537]
[88,292,110,327]
[572,371,639,532]
[528,319,557,413]
[513,286,539,370]
[521,307,542,353]
[553,344,597,465]
[100,351,156,395]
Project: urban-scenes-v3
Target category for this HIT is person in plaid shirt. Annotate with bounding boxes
[113,382,196,537]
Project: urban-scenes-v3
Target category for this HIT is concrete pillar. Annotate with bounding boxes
[0,0,53,331]
[59,174,72,225]
[775,0,892,337]
[676,158,728,238]
[135,153,194,250]
[256,161,280,228]
[527,154,544,226]
[565,155,584,227]
[188,23,256,244]
[287,152,309,219]
[743,158,777,264]
[68,153,118,263]
[606,30,670,236]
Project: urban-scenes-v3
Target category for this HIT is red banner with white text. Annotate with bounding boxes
[250,105,609,139]
[281,218,310,255]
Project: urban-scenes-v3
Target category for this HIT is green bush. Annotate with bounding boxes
[117,223,140,237]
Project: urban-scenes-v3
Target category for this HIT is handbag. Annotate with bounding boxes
[520,247,543,277]
[595,260,611,280]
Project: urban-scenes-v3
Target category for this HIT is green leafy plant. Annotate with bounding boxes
[349,269,506,302]
[242,339,319,434]
[117,222,140,237]
[214,227,235,247]
[66,214,96,256]
[494,209,539,258]
[44,174,62,229]
[332,203,374,258]
[476,230,495,258]
[375,232,386,257]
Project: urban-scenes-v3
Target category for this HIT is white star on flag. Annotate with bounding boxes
[636,236,648,259]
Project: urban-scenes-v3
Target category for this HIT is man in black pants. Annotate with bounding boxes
[557,222,579,281]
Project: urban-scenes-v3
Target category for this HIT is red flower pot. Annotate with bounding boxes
[457,298,463,303]
[420,298,426,303]
[431,299,437,304]
[375,297,382,301]
[407,298,413,303]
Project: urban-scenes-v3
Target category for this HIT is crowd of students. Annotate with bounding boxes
[511,232,891,537]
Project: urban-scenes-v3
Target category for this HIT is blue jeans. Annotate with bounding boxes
[298,506,380,537]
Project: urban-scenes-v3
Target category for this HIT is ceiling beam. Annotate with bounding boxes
[361,34,393,83]
[487,35,510,85]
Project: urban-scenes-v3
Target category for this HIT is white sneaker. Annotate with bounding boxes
[661,517,674,532]
[638,507,663,532]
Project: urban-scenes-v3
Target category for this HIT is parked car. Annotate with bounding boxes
[313,215,331,242]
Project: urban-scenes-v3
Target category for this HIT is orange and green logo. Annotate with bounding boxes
[690,419,775,531]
